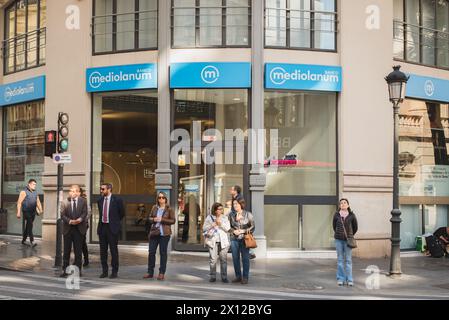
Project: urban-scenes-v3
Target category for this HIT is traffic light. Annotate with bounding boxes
[45,130,57,157]
[58,112,69,153]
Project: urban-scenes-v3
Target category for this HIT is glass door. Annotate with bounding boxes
[175,147,215,250]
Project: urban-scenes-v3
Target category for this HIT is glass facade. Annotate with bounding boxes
[93,0,158,54]
[172,0,251,47]
[265,0,337,50]
[264,91,337,250]
[399,99,449,249]
[173,89,248,249]
[1,101,45,236]
[394,0,449,69]
[264,91,337,196]
[3,0,46,74]
[92,91,158,242]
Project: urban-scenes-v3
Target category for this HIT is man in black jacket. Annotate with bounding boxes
[60,185,88,277]
[97,183,125,279]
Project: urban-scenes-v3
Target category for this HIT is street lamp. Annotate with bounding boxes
[385,65,409,276]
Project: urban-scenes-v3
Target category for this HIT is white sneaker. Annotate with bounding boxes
[337,281,344,286]
[347,282,354,287]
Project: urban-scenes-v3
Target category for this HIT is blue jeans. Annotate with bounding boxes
[335,239,353,283]
[231,239,250,279]
[148,235,170,275]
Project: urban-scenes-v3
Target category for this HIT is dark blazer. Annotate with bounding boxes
[97,194,125,236]
[61,197,88,236]
[147,205,176,238]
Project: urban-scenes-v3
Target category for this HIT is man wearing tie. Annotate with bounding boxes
[97,183,125,279]
[60,185,88,277]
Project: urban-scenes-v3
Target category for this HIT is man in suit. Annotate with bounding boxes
[60,185,88,277]
[97,183,125,279]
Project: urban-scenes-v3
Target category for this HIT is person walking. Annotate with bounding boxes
[79,187,91,267]
[332,198,358,287]
[16,179,43,247]
[60,185,88,277]
[230,185,255,259]
[203,202,231,283]
[229,198,254,285]
[97,183,125,279]
[143,192,175,281]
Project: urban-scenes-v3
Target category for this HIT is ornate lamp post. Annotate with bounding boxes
[385,65,409,276]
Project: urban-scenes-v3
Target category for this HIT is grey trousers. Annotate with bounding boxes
[208,242,228,280]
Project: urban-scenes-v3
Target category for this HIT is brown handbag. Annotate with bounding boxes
[244,231,257,249]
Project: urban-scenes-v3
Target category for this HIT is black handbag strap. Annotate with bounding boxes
[340,215,350,240]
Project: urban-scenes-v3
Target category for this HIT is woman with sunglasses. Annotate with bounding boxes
[203,202,231,283]
[143,191,175,281]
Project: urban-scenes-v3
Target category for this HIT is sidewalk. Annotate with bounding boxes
[1,235,449,299]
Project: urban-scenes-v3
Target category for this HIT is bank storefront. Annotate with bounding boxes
[0,76,46,236]
[88,63,158,243]
[263,63,341,250]
[399,74,449,249]
[170,62,251,251]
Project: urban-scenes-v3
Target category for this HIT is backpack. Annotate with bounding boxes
[425,235,445,258]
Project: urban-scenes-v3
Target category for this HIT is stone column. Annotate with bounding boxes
[156,0,173,194]
[249,0,267,258]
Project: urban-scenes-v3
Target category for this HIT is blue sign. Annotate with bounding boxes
[0,76,46,107]
[86,63,157,92]
[406,74,449,103]
[170,62,251,88]
[265,63,342,92]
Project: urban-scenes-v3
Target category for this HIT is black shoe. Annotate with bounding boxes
[209,278,216,282]
[60,272,68,278]
[249,253,256,259]
[83,261,89,267]
[232,278,242,283]
[99,273,108,278]
[109,273,118,279]
[222,279,229,283]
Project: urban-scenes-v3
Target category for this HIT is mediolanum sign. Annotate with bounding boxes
[406,74,449,103]
[86,63,157,92]
[0,75,46,107]
[265,63,342,92]
[170,62,251,88]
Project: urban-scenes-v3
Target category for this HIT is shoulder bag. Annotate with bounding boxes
[340,215,357,249]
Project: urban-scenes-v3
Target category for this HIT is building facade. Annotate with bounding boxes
[0,0,448,258]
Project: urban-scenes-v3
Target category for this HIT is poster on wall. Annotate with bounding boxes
[400,165,449,197]
[422,165,449,197]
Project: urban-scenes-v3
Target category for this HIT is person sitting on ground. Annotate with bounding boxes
[433,226,449,256]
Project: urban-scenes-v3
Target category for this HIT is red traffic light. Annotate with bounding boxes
[45,130,56,143]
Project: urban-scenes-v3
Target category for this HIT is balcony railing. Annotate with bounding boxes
[92,9,158,54]
[2,27,46,75]
[394,20,449,69]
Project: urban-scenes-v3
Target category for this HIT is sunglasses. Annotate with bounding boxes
[158,196,167,199]
[100,188,106,191]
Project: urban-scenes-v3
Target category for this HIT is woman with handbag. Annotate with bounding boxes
[229,198,255,285]
[332,198,358,287]
[143,192,175,281]
[203,202,231,283]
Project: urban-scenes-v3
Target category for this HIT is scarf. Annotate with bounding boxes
[339,209,349,219]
